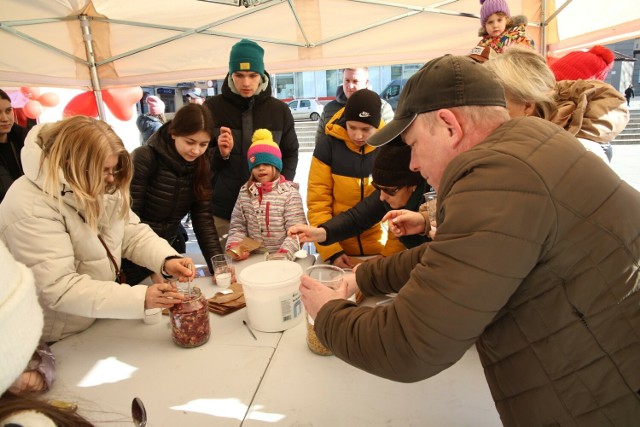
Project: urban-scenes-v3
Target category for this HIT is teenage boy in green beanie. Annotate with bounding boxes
[205,39,299,245]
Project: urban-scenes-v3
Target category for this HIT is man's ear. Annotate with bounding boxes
[437,109,464,147]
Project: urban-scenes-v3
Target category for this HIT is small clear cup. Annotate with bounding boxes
[211,254,235,289]
[423,191,437,223]
[305,264,344,289]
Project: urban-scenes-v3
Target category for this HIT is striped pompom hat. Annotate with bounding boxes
[247,129,282,172]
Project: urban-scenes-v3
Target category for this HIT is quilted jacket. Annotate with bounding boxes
[315,117,640,426]
[227,177,306,257]
[307,109,384,262]
[0,124,179,342]
[130,125,222,272]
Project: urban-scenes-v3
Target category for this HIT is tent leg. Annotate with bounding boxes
[540,0,547,58]
[80,15,107,121]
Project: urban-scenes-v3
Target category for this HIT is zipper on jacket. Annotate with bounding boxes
[265,201,271,237]
[356,145,365,255]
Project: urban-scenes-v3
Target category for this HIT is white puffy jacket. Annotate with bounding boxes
[0,125,179,342]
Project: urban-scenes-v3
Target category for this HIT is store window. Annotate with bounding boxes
[326,69,339,99]
[275,73,295,99]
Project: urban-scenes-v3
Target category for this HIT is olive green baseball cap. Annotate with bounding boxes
[367,55,506,147]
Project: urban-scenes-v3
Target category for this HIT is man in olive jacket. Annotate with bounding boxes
[300,55,640,426]
[205,39,299,241]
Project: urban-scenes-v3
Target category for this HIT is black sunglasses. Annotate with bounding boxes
[372,182,402,196]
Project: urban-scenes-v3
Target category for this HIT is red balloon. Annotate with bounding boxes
[108,87,143,104]
[63,92,99,118]
[23,100,43,119]
[37,92,60,108]
[20,87,41,100]
[103,87,143,121]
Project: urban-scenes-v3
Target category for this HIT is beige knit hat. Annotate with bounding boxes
[0,240,43,394]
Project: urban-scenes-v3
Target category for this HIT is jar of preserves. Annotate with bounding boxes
[169,287,210,348]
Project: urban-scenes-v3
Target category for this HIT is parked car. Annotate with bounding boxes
[380,79,407,110]
[287,99,324,121]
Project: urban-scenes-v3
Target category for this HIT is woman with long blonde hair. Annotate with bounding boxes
[0,116,194,344]
[484,47,628,162]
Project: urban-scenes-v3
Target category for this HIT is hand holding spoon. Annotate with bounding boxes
[294,235,308,259]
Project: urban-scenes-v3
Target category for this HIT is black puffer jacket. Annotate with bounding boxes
[204,72,299,220]
[0,124,27,202]
[130,125,222,272]
[320,182,430,251]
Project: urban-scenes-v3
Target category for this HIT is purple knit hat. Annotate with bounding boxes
[480,0,510,28]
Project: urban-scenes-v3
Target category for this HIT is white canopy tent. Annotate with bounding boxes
[0,0,638,90]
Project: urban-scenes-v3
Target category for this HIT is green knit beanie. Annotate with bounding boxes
[229,39,265,76]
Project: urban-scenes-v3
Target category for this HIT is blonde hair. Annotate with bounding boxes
[484,47,557,119]
[37,116,132,231]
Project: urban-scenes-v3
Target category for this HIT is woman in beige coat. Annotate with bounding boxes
[0,116,194,343]
[484,46,629,163]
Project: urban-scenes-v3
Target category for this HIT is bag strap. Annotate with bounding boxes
[77,212,126,284]
[96,234,126,283]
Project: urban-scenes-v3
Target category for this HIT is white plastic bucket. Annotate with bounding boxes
[239,260,304,332]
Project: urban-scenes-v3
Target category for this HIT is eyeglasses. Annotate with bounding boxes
[372,182,402,196]
[103,168,122,178]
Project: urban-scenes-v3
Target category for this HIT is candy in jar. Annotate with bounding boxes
[169,287,210,348]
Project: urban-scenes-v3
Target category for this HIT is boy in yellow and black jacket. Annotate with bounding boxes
[306,89,385,268]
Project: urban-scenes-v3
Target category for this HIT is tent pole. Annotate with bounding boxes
[79,15,107,121]
[540,0,547,57]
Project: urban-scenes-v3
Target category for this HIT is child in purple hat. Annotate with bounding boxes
[476,0,534,55]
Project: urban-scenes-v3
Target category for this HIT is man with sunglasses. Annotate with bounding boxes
[291,137,430,253]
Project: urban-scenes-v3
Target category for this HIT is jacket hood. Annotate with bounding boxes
[21,124,74,197]
[550,79,629,144]
[146,124,198,175]
[325,107,383,154]
[334,85,348,106]
[221,71,273,109]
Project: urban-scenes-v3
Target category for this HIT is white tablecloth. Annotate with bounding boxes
[48,254,501,426]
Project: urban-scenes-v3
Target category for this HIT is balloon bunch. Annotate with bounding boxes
[20,87,60,119]
[63,87,143,121]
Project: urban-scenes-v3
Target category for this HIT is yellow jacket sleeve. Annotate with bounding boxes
[306,156,345,261]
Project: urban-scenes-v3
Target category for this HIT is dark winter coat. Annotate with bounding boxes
[136,114,163,145]
[204,72,299,220]
[316,117,640,426]
[307,111,383,262]
[0,124,27,202]
[320,181,430,253]
[129,125,222,272]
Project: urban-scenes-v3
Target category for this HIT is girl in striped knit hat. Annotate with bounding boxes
[226,129,307,260]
